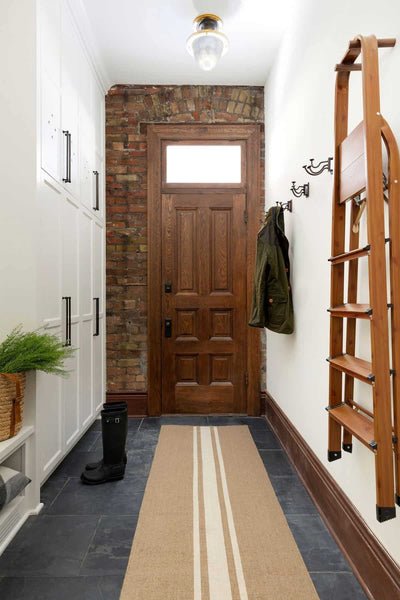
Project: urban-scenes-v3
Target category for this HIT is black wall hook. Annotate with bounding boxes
[291,181,309,198]
[276,200,292,213]
[303,157,333,176]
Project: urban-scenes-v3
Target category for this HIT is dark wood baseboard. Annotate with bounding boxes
[106,392,148,417]
[263,391,400,600]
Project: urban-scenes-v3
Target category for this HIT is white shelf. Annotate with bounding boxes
[0,426,34,462]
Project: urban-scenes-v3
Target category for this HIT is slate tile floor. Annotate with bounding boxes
[0,416,367,600]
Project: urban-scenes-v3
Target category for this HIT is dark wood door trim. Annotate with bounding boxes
[148,124,261,416]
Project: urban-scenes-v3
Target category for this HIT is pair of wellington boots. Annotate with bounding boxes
[81,401,128,485]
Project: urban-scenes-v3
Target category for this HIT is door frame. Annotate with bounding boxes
[147,123,261,416]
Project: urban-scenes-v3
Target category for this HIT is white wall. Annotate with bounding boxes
[265,0,400,564]
[0,0,38,339]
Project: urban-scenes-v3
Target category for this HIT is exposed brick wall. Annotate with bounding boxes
[106,85,265,393]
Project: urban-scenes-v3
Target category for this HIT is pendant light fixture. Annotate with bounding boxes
[186,14,229,71]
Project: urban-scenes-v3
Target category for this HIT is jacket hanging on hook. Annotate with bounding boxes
[248,206,294,334]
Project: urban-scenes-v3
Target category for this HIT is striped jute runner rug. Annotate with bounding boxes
[120,425,318,600]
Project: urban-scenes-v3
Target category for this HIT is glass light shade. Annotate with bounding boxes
[187,30,229,71]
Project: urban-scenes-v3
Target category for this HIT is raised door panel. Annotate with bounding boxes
[79,211,93,317]
[93,221,105,412]
[36,371,62,483]
[93,85,105,159]
[62,321,79,450]
[61,5,80,198]
[41,73,61,181]
[79,318,93,428]
[39,0,61,87]
[210,209,233,294]
[37,177,61,325]
[175,209,199,295]
[79,107,95,211]
[61,197,79,310]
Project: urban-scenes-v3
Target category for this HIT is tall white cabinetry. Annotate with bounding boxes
[37,0,106,483]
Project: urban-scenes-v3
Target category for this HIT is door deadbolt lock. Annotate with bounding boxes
[165,318,172,338]
[165,283,172,293]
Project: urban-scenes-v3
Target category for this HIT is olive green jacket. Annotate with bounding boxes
[248,206,294,334]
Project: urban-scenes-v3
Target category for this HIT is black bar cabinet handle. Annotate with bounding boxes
[62,296,71,346]
[93,298,100,336]
[62,131,71,183]
[93,171,99,211]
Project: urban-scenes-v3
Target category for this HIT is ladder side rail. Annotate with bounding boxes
[343,198,362,453]
[381,117,400,507]
[359,34,395,519]
[328,70,350,461]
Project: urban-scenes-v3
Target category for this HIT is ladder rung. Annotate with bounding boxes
[348,38,396,49]
[328,404,375,450]
[328,303,372,318]
[329,245,370,264]
[327,354,374,384]
[335,64,362,72]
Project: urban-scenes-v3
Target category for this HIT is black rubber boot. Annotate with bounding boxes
[85,402,128,471]
[81,405,128,485]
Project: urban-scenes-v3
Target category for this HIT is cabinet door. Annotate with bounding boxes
[36,176,63,483]
[39,0,61,87]
[61,196,80,449]
[79,211,93,427]
[93,221,105,413]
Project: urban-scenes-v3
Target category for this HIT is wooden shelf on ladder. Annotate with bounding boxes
[327,35,399,523]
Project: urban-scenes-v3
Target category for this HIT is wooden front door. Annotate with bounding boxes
[162,193,247,413]
[147,124,261,416]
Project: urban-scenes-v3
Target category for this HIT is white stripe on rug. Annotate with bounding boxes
[213,426,249,600]
[200,426,232,600]
[193,427,201,600]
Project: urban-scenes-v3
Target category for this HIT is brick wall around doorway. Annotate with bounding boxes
[106,85,266,394]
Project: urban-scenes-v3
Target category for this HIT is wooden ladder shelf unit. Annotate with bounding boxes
[327,35,400,523]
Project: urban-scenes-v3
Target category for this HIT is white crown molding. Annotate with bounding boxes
[65,0,112,94]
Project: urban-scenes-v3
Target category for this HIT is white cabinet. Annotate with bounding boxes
[36,0,106,484]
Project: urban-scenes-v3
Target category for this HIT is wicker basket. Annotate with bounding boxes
[0,372,26,442]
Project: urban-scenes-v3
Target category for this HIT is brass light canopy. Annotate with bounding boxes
[186,13,229,71]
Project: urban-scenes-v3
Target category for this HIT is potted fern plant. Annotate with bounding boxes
[0,326,75,442]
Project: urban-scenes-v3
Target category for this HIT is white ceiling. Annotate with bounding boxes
[76,0,293,88]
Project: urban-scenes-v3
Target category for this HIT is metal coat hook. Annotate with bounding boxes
[276,200,292,213]
[303,157,333,176]
[291,181,309,198]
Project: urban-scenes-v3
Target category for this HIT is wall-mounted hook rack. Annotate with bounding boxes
[291,181,309,197]
[276,200,293,213]
[303,157,333,176]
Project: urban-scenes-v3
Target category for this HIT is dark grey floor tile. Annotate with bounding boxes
[270,476,318,515]
[73,430,101,452]
[88,419,102,432]
[80,515,138,576]
[259,449,296,477]
[40,475,69,513]
[127,417,143,431]
[286,514,351,572]
[52,450,102,478]
[0,515,99,577]
[160,415,208,426]
[310,572,368,600]
[126,429,160,451]
[0,575,124,600]
[250,427,280,449]
[207,416,270,429]
[47,476,145,516]
[138,417,161,430]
